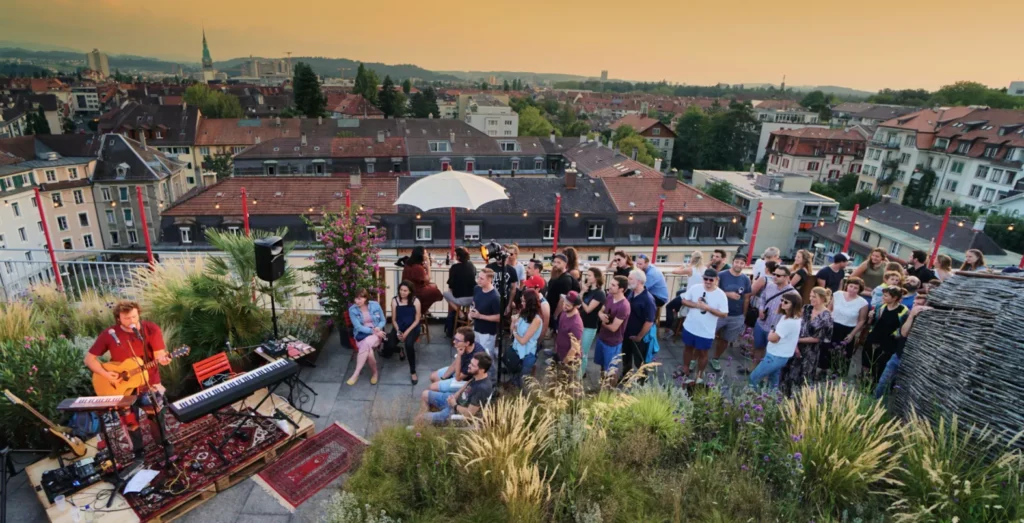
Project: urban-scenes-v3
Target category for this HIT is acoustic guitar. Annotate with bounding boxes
[92,346,191,396]
[3,389,87,456]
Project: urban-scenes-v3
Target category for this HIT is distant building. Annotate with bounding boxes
[327,93,384,119]
[462,94,518,137]
[607,114,676,170]
[98,102,201,189]
[71,86,101,114]
[1010,81,1024,97]
[752,100,820,125]
[601,70,608,81]
[86,49,110,78]
[200,30,217,83]
[766,127,869,182]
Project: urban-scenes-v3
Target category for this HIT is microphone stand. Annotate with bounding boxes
[129,327,174,469]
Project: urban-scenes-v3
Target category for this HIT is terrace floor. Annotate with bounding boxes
[6,322,765,523]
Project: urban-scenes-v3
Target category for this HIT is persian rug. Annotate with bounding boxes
[253,422,367,510]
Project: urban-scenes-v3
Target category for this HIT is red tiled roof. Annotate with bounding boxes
[327,93,384,117]
[162,176,400,217]
[601,177,742,215]
[771,127,867,141]
[194,118,301,146]
[0,136,36,165]
[933,108,1024,156]
[754,99,804,111]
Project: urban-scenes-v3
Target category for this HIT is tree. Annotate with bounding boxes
[612,124,636,144]
[617,134,659,166]
[703,180,734,204]
[378,75,400,118]
[409,87,440,118]
[26,107,51,135]
[930,81,1022,109]
[801,90,833,122]
[902,169,938,210]
[518,106,555,137]
[61,117,76,134]
[203,153,233,181]
[352,63,379,106]
[292,62,327,118]
[812,175,879,210]
[401,78,412,95]
[868,88,931,106]
[392,91,407,118]
[672,106,709,171]
[481,81,489,91]
[702,102,758,170]
[503,80,510,91]
[184,84,242,118]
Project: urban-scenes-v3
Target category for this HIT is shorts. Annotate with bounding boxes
[716,315,745,342]
[753,322,769,349]
[474,331,496,357]
[426,391,454,424]
[434,366,466,392]
[682,328,714,350]
[593,338,622,371]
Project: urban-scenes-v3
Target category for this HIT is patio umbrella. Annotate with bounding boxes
[394,170,509,258]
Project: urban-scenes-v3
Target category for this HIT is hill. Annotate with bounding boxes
[217,56,461,82]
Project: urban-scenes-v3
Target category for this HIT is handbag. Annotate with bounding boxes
[502,347,523,375]
[745,287,790,328]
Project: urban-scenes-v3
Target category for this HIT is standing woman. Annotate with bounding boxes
[749,292,803,390]
[563,247,582,283]
[607,250,634,279]
[347,289,386,386]
[827,277,868,375]
[402,246,443,312]
[511,289,544,387]
[864,286,909,384]
[392,281,422,385]
[852,248,887,297]
[780,287,833,395]
[579,267,606,378]
[960,249,987,272]
[935,254,955,281]
[790,249,816,305]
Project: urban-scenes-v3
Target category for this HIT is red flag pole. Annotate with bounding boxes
[1019,253,1024,269]
[746,201,764,266]
[842,203,859,253]
[552,194,562,253]
[449,207,456,260]
[929,207,952,268]
[135,186,154,267]
[34,187,62,291]
[345,189,351,215]
[241,187,250,236]
[652,196,665,260]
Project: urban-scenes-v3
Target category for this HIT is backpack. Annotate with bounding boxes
[68,411,101,440]
[502,347,523,375]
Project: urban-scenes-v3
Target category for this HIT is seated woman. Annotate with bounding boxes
[511,289,544,387]
[442,247,476,337]
[347,289,386,386]
[392,280,422,385]
[402,246,443,312]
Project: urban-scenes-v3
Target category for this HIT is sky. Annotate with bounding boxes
[2,0,1021,92]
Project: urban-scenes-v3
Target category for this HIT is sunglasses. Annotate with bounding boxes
[774,273,788,277]
[703,277,715,282]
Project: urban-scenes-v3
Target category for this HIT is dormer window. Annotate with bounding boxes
[984,146,998,158]
[499,141,519,152]
[956,141,970,154]
[652,128,661,136]
[155,130,163,139]
[428,141,451,152]
[116,162,129,179]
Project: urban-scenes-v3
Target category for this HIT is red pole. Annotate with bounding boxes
[1019,253,1024,269]
[345,189,351,215]
[449,207,456,260]
[34,187,62,291]
[842,203,859,253]
[135,186,154,266]
[928,207,952,268]
[241,187,250,236]
[552,194,562,253]
[746,201,764,266]
[651,196,665,260]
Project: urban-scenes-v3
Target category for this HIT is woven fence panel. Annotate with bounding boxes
[891,273,1024,451]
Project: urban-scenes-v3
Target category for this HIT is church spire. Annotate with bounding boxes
[201,27,213,70]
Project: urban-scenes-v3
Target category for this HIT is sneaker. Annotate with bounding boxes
[710,358,722,372]
[695,378,704,385]
[689,360,697,371]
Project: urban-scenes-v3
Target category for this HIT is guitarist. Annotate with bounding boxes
[84,300,170,457]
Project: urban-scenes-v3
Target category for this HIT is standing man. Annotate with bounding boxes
[635,254,668,308]
[710,255,751,372]
[816,252,849,293]
[680,268,729,383]
[469,268,501,383]
[748,266,795,375]
[596,276,631,381]
[622,269,656,381]
[751,247,781,282]
[906,250,936,284]
[523,259,546,292]
[546,254,576,327]
[555,291,585,370]
[486,255,519,316]
[708,249,732,272]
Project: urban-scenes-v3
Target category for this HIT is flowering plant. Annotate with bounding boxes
[304,209,387,322]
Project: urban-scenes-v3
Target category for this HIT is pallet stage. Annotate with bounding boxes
[25,390,314,523]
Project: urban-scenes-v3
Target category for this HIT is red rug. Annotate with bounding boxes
[254,422,368,510]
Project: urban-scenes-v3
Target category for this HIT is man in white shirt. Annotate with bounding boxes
[680,268,729,383]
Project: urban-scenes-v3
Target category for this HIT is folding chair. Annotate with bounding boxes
[192,352,236,389]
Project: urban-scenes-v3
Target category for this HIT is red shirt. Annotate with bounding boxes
[89,320,166,385]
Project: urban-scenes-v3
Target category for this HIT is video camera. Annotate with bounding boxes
[480,240,509,261]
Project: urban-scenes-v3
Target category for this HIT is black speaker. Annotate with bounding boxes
[254,236,285,282]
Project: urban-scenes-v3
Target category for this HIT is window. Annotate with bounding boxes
[101,188,111,201]
[904,135,914,147]
[587,255,601,262]
[3,262,10,273]
[11,202,19,217]
[45,170,57,182]
[83,234,94,248]
[428,141,451,152]
[123,208,133,226]
[232,146,245,155]
[52,193,63,208]
[57,216,68,231]
[889,187,900,198]
[464,224,480,241]
[969,184,982,198]
[178,228,190,244]
[199,147,210,156]
[951,161,965,174]
[68,168,78,180]
[128,230,138,244]
[656,255,668,263]
[25,252,31,261]
[782,158,790,168]
[861,230,871,242]
[310,163,324,175]
[105,209,115,224]
[984,146,998,158]
[511,160,520,171]
[266,164,276,175]
[956,141,970,154]
[62,238,73,250]
[889,241,901,255]
[534,159,543,170]
[119,187,129,201]
[73,190,84,204]
[982,188,996,202]
[975,165,989,179]
[872,149,881,160]
[186,176,195,185]
[991,168,1003,183]
[944,180,958,192]
[838,221,849,234]
[415,225,432,241]
[499,141,518,152]
[716,225,726,240]
[937,158,945,170]
[807,161,820,171]
[505,120,513,126]
[588,223,604,240]
[18,227,27,241]
[652,128,661,136]
[110,231,120,246]
[366,162,375,174]
[503,130,512,136]
[542,224,555,240]
[1005,171,1018,185]
[688,225,699,240]
[78,212,89,227]
[651,138,660,147]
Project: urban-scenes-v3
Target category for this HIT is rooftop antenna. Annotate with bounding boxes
[780,74,786,94]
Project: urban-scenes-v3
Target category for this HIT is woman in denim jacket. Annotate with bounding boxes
[346,289,386,386]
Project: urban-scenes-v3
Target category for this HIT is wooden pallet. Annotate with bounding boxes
[150,482,217,523]
[213,422,314,492]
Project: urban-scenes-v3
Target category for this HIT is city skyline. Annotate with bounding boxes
[2,0,1022,92]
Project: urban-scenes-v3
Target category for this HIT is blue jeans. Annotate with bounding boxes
[753,322,769,349]
[515,353,537,387]
[873,353,901,399]
[749,353,790,389]
[426,391,454,424]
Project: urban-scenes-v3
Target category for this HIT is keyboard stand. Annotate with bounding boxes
[284,373,320,419]
[208,381,298,465]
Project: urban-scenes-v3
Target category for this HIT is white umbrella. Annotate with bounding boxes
[394,170,508,211]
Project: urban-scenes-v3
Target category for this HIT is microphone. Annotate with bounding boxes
[108,328,121,344]
[131,324,144,341]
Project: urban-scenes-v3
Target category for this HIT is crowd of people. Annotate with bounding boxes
[343,243,975,425]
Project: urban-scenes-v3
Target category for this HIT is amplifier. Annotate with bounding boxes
[40,452,111,503]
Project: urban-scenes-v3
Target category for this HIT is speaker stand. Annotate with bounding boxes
[269,278,279,339]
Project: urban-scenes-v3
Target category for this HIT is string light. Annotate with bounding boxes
[110,201,117,207]
[214,203,220,210]
[732,217,738,223]
[415,213,421,219]
[678,215,684,221]
[770,213,776,220]
[864,217,870,224]
[818,219,825,227]
[913,221,920,231]
[1009,224,1016,231]
[958,220,964,227]
[252,199,258,205]
[573,211,579,218]
[628,213,634,221]
[308,207,314,213]
[522,210,528,217]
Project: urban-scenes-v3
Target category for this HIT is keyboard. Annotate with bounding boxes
[169,359,299,423]
[58,395,138,412]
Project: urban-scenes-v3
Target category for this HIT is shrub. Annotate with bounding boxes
[304,209,386,321]
[28,284,76,337]
[320,491,401,523]
[0,301,36,344]
[890,411,1024,522]
[608,380,691,446]
[0,336,92,448]
[655,455,793,522]
[275,309,325,346]
[781,381,903,514]
[74,291,118,338]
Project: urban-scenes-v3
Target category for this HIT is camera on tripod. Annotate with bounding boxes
[480,240,509,261]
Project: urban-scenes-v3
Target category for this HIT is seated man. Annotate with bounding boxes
[429,327,483,393]
[418,353,494,425]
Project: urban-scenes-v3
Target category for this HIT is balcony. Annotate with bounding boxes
[870,139,901,149]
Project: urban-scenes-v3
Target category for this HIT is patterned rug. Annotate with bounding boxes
[104,408,288,522]
[253,422,367,510]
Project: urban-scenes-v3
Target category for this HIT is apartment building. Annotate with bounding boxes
[766,127,868,181]
[752,100,820,124]
[192,117,301,185]
[462,94,518,137]
[98,102,201,189]
[608,114,676,170]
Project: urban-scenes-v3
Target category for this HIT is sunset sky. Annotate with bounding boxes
[3,0,1021,92]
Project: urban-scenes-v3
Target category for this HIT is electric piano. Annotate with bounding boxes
[169,359,299,423]
[58,395,138,412]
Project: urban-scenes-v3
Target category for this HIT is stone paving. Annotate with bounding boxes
[6,323,754,523]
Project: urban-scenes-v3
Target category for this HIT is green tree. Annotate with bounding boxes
[378,75,400,118]
[672,106,709,171]
[203,153,233,181]
[184,84,243,118]
[930,81,1022,109]
[352,63,379,106]
[392,91,407,118]
[518,106,555,137]
[409,87,440,118]
[703,180,734,204]
[868,88,931,106]
[982,213,1024,254]
[616,134,659,166]
[902,169,938,210]
[401,78,412,95]
[503,80,510,91]
[612,124,636,144]
[702,102,758,170]
[292,62,327,118]
[481,81,489,91]
[26,107,51,135]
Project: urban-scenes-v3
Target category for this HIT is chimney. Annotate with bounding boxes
[275,116,281,127]
[579,134,586,144]
[631,147,638,161]
[661,173,676,191]
[972,214,987,232]
[654,158,663,172]
[565,167,577,190]
[549,130,556,144]
[350,171,362,188]
[449,131,456,143]
[301,132,307,146]
[255,136,261,144]
[377,130,385,143]
[318,115,323,125]
[386,129,391,138]
[608,140,614,151]
[140,132,147,150]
